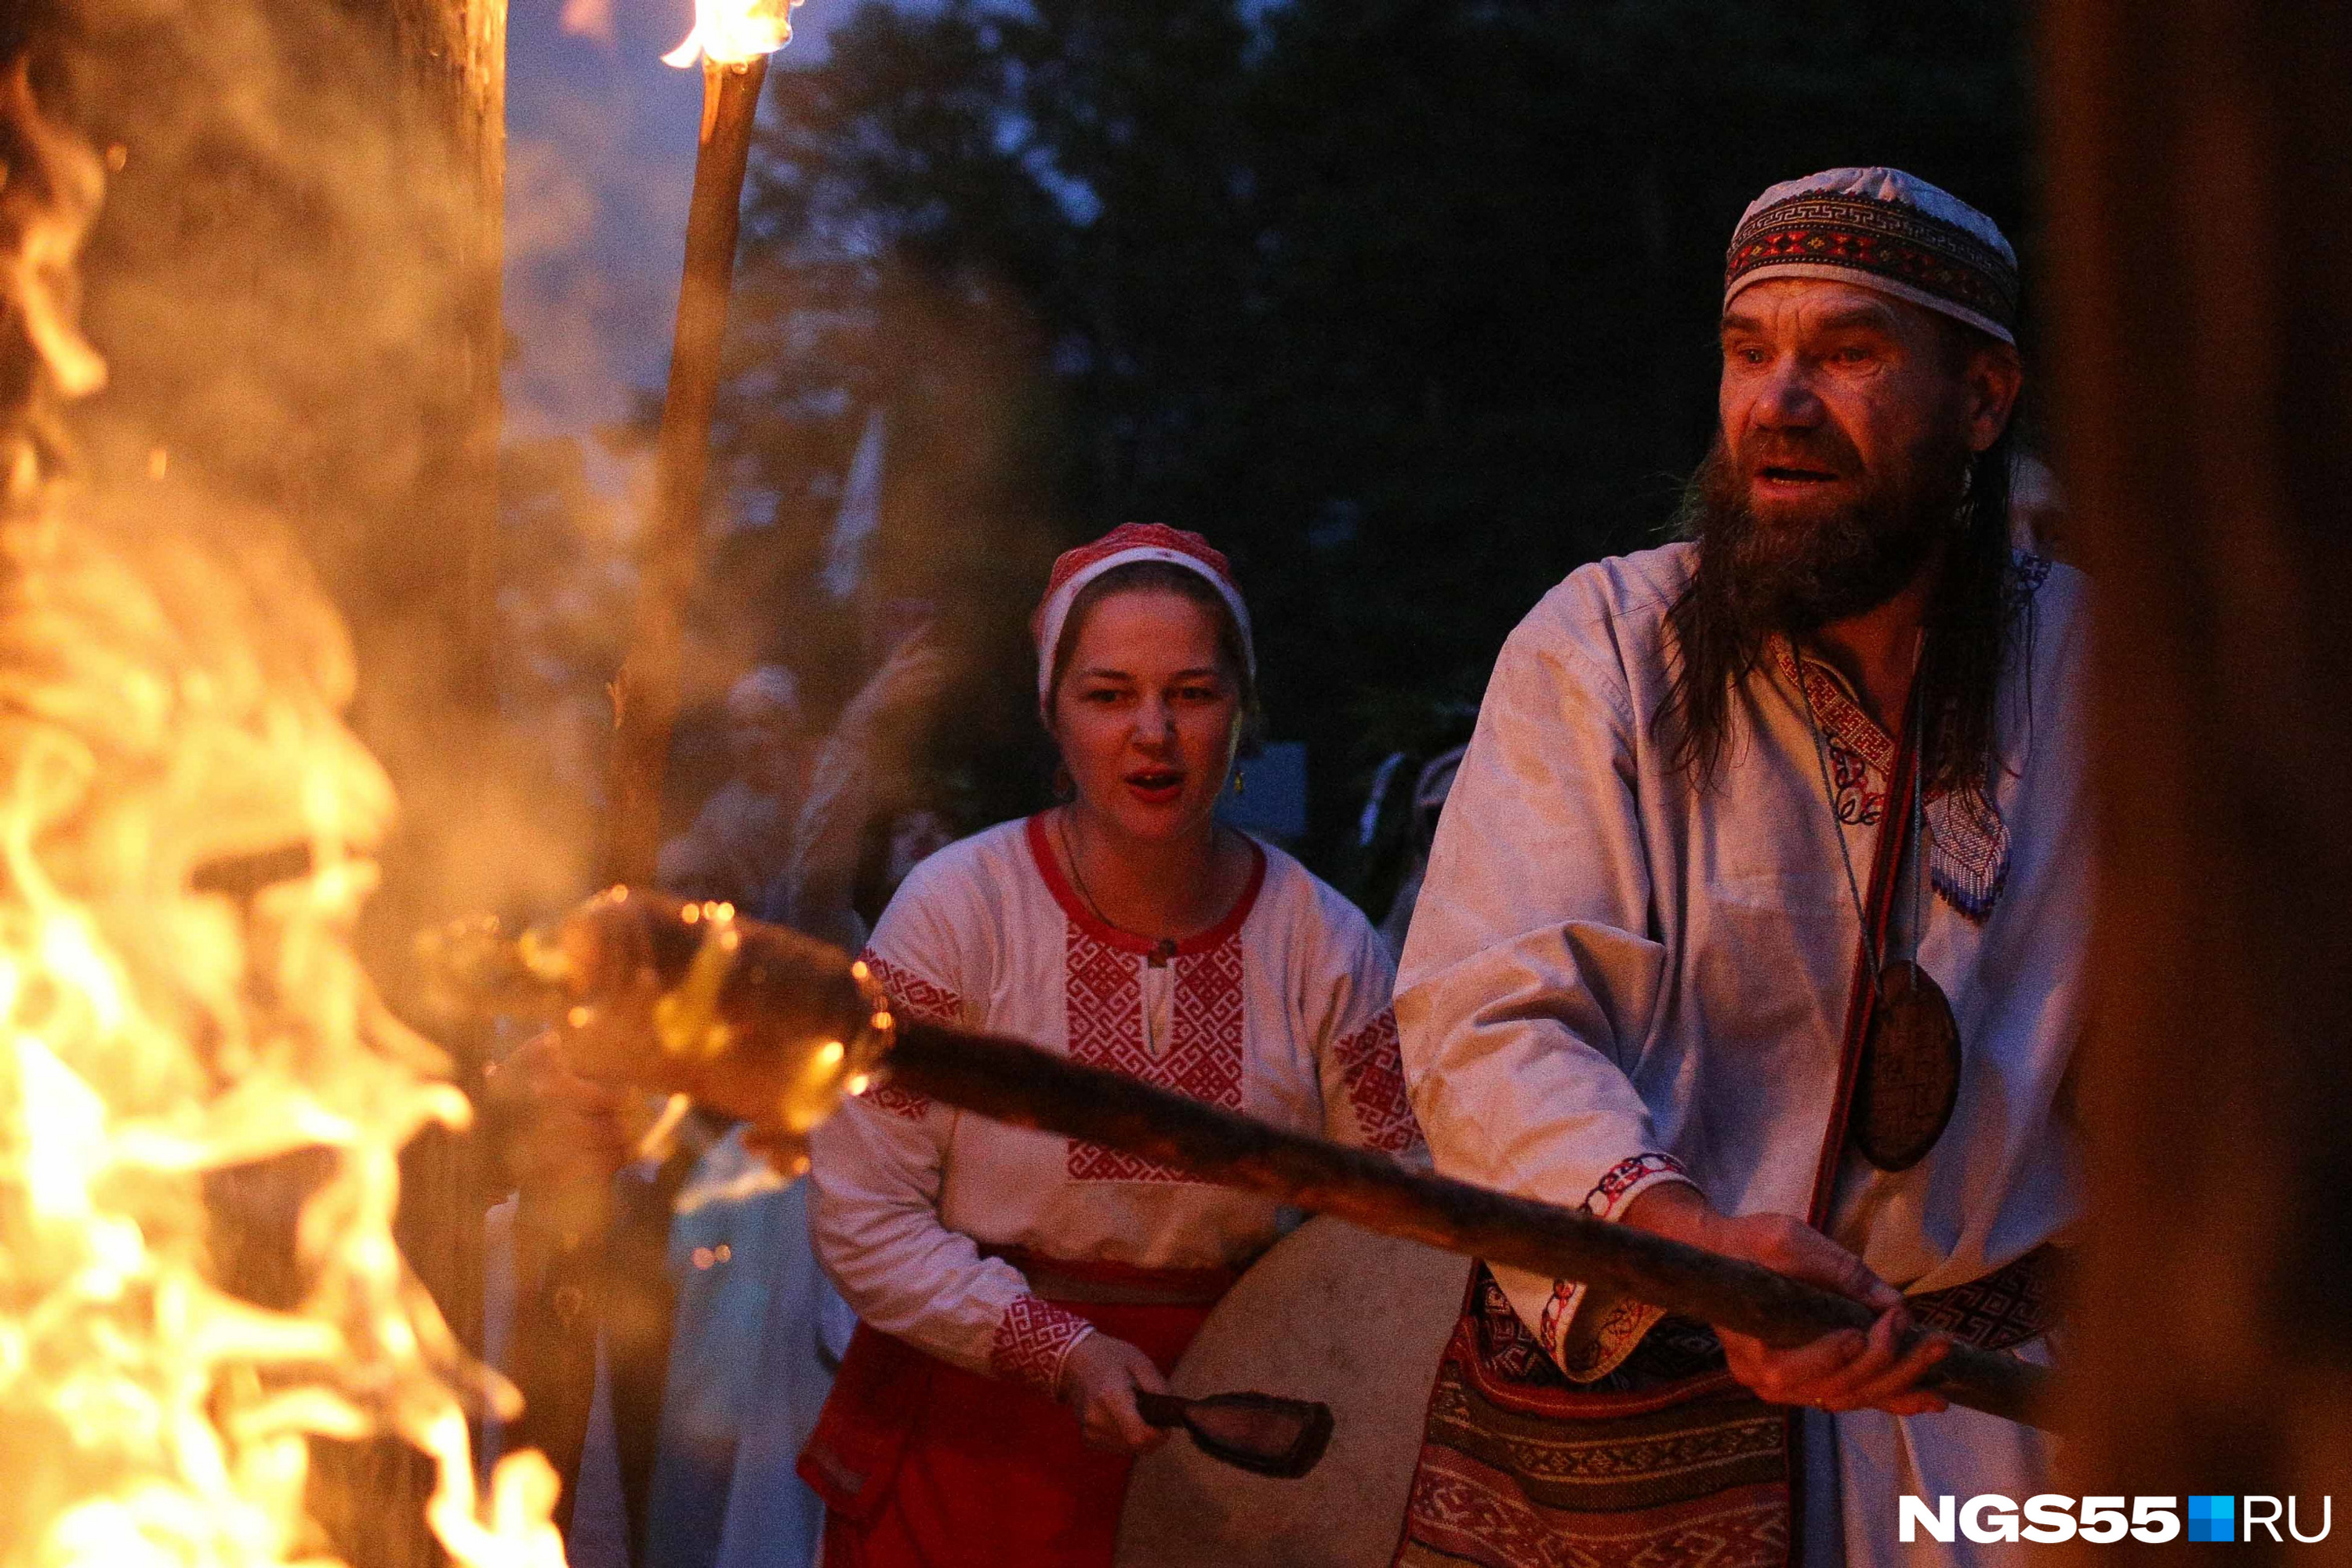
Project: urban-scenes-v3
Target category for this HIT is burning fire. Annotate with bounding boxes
[661,0,804,68]
[0,58,557,1568]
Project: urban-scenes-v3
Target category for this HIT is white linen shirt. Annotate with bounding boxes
[1383,543,2089,1373]
[1396,542,2086,1563]
[808,815,1421,1398]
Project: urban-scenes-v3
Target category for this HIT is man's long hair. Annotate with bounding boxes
[1658,391,2024,798]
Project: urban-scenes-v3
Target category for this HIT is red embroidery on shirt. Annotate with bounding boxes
[989,1294,1093,1398]
[1063,929,1246,1182]
[1172,940,1247,1100]
[1330,1008,1425,1154]
[1524,1154,1689,1379]
[1582,1152,1688,1219]
[1775,636,1894,826]
[1773,556,2043,917]
[856,950,959,1120]
[1537,1279,1575,1359]
[855,1083,931,1119]
[1560,1295,1669,1380]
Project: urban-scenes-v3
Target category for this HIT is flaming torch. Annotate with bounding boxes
[608,0,806,885]
[425,892,2057,1430]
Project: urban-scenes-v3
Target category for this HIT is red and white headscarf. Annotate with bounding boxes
[1031,523,1255,707]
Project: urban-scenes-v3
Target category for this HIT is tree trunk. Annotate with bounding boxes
[341,10,508,1566]
[2039,2,2352,1560]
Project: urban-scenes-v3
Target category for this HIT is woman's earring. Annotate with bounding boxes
[1230,767,1246,798]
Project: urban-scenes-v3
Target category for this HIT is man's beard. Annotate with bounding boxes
[1686,423,1972,637]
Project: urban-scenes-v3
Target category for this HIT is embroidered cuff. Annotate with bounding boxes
[1583,1152,1693,1221]
[989,1294,1095,1399]
[1534,1154,1695,1383]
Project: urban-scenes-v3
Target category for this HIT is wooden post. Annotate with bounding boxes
[387,0,507,702]
[608,56,771,888]
[370,10,507,1567]
[2039,2,2352,1559]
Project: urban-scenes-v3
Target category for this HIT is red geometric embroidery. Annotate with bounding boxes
[1537,1279,1576,1360]
[1537,1285,1667,1381]
[1774,637,1893,826]
[989,1293,1094,1398]
[1063,930,1245,1182]
[859,950,960,1025]
[1727,193,2022,329]
[1330,1008,1425,1155]
[1172,940,1247,1099]
[856,950,960,1120]
[858,1082,931,1120]
[1567,1297,1668,1380]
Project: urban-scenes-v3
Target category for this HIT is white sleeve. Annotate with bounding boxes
[1396,597,1696,1379]
[807,861,1095,1395]
[1303,896,1429,1167]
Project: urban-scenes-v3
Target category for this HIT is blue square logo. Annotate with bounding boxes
[2187,1495,2236,1543]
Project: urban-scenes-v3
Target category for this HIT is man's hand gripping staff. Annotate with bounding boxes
[425,889,2051,1429]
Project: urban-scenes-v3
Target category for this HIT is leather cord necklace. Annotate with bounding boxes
[1056,808,1182,967]
[1797,648,1963,1173]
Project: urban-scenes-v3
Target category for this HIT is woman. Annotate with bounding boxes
[798,524,1424,1567]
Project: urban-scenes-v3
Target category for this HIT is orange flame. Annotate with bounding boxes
[0,61,561,1568]
[0,61,106,407]
[661,0,804,67]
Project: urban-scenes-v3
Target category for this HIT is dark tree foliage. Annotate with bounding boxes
[714,0,2027,880]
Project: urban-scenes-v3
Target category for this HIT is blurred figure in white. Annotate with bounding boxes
[772,628,953,949]
[488,632,957,1568]
[659,664,811,909]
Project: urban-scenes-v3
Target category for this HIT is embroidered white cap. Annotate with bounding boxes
[1031,523,1255,709]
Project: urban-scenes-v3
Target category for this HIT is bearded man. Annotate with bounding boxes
[1392,169,2081,1567]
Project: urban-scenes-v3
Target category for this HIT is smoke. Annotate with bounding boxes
[45,0,608,960]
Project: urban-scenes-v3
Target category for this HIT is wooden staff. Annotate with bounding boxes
[606,56,771,886]
[884,1022,2051,1427]
[426,891,2058,1428]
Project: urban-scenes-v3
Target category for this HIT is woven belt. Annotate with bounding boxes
[1907,1243,2067,1352]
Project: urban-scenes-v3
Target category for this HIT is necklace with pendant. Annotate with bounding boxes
[1058,810,1181,967]
[1798,646,1962,1174]
[1058,810,1192,1057]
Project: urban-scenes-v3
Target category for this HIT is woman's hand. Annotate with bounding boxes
[1055,1331,1174,1455]
[1622,1183,1951,1417]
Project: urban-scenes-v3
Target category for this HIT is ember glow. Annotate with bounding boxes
[661,0,803,67]
[0,62,560,1568]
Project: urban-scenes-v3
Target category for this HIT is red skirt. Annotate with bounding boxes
[799,1261,1229,1568]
